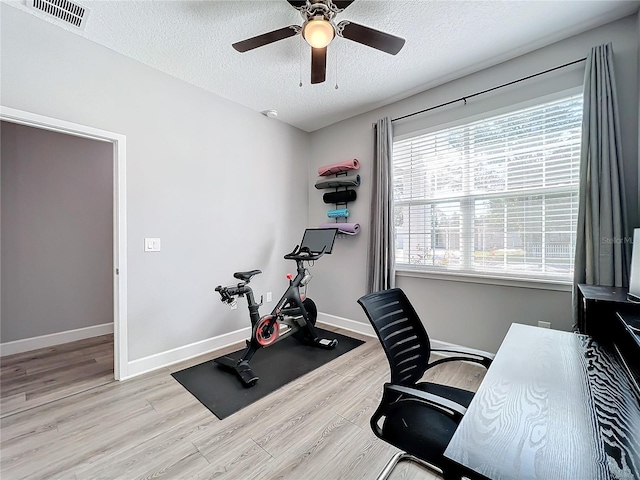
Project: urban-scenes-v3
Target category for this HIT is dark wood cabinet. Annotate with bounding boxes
[577,284,637,341]
[614,311,640,397]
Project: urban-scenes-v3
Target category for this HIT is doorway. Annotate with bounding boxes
[0,106,127,380]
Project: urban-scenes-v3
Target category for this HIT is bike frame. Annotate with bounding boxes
[271,258,312,324]
[237,256,319,364]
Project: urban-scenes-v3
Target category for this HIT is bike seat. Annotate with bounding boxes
[233,270,262,282]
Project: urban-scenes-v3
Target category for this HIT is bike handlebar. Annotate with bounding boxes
[283,244,326,262]
[215,283,251,303]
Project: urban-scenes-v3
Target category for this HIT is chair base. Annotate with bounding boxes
[376,451,443,480]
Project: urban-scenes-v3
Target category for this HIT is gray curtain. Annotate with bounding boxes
[367,117,395,293]
[573,43,629,325]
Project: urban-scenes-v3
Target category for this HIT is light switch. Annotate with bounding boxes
[144,238,161,252]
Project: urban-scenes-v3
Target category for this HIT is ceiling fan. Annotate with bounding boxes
[232,0,406,85]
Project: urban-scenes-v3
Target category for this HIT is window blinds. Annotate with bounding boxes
[393,94,583,280]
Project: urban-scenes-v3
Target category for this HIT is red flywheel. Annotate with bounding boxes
[255,315,279,346]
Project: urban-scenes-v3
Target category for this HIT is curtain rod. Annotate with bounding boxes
[390,57,587,124]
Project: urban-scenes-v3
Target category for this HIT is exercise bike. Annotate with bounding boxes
[214,228,339,387]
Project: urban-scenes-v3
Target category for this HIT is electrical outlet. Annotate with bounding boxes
[538,321,551,329]
[266,292,272,302]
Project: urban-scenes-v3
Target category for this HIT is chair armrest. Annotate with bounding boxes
[385,383,467,422]
[430,345,495,369]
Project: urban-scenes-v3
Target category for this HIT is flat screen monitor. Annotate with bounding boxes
[629,228,640,302]
[300,228,338,254]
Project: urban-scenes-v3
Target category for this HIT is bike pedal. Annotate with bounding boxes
[317,338,338,349]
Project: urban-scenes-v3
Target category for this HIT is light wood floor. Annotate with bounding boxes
[1,334,114,418]
[0,325,486,480]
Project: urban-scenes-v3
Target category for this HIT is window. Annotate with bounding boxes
[393,94,582,281]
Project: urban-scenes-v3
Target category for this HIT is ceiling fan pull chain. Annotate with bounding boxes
[299,35,303,87]
[335,44,339,90]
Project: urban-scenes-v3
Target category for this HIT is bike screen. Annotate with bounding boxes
[300,228,338,254]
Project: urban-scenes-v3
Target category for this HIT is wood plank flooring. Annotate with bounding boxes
[0,325,486,480]
[1,334,114,418]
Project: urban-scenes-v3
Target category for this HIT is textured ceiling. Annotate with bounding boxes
[5,0,640,132]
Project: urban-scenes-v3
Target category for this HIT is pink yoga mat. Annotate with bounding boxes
[318,159,360,176]
[319,222,360,235]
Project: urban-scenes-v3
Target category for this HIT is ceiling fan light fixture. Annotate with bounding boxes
[302,17,335,48]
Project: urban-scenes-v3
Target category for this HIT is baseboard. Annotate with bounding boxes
[0,323,114,357]
[317,312,377,338]
[429,338,464,350]
[124,316,469,381]
[127,315,380,381]
[317,311,454,350]
[126,315,442,381]
[124,327,251,380]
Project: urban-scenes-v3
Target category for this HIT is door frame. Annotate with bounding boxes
[1,106,128,380]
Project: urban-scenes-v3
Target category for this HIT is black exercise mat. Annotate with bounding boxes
[171,328,364,419]
[323,190,357,204]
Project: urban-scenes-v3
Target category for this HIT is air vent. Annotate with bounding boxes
[27,0,90,29]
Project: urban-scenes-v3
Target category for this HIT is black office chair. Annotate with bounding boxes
[357,288,495,480]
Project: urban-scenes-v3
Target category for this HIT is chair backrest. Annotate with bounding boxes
[358,288,431,386]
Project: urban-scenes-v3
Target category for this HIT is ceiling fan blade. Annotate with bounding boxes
[333,1,356,10]
[286,1,307,8]
[337,21,405,55]
[311,46,327,84]
[232,26,299,53]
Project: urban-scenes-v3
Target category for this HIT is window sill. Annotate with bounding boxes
[395,267,573,292]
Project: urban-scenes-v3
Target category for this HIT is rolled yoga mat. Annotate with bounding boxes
[319,222,360,235]
[323,190,357,204]
[318,159,360,176]
[327,208,349,218]
[315,174,361,189]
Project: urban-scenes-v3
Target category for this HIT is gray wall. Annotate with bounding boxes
[309,14,639,353]
[1,4,311,361]
[1,122,113,342]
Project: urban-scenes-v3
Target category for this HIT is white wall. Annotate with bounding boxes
[1,4,311,362]
[1,122,113,342]
[309,14,639,353]
[2,5,637,366]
